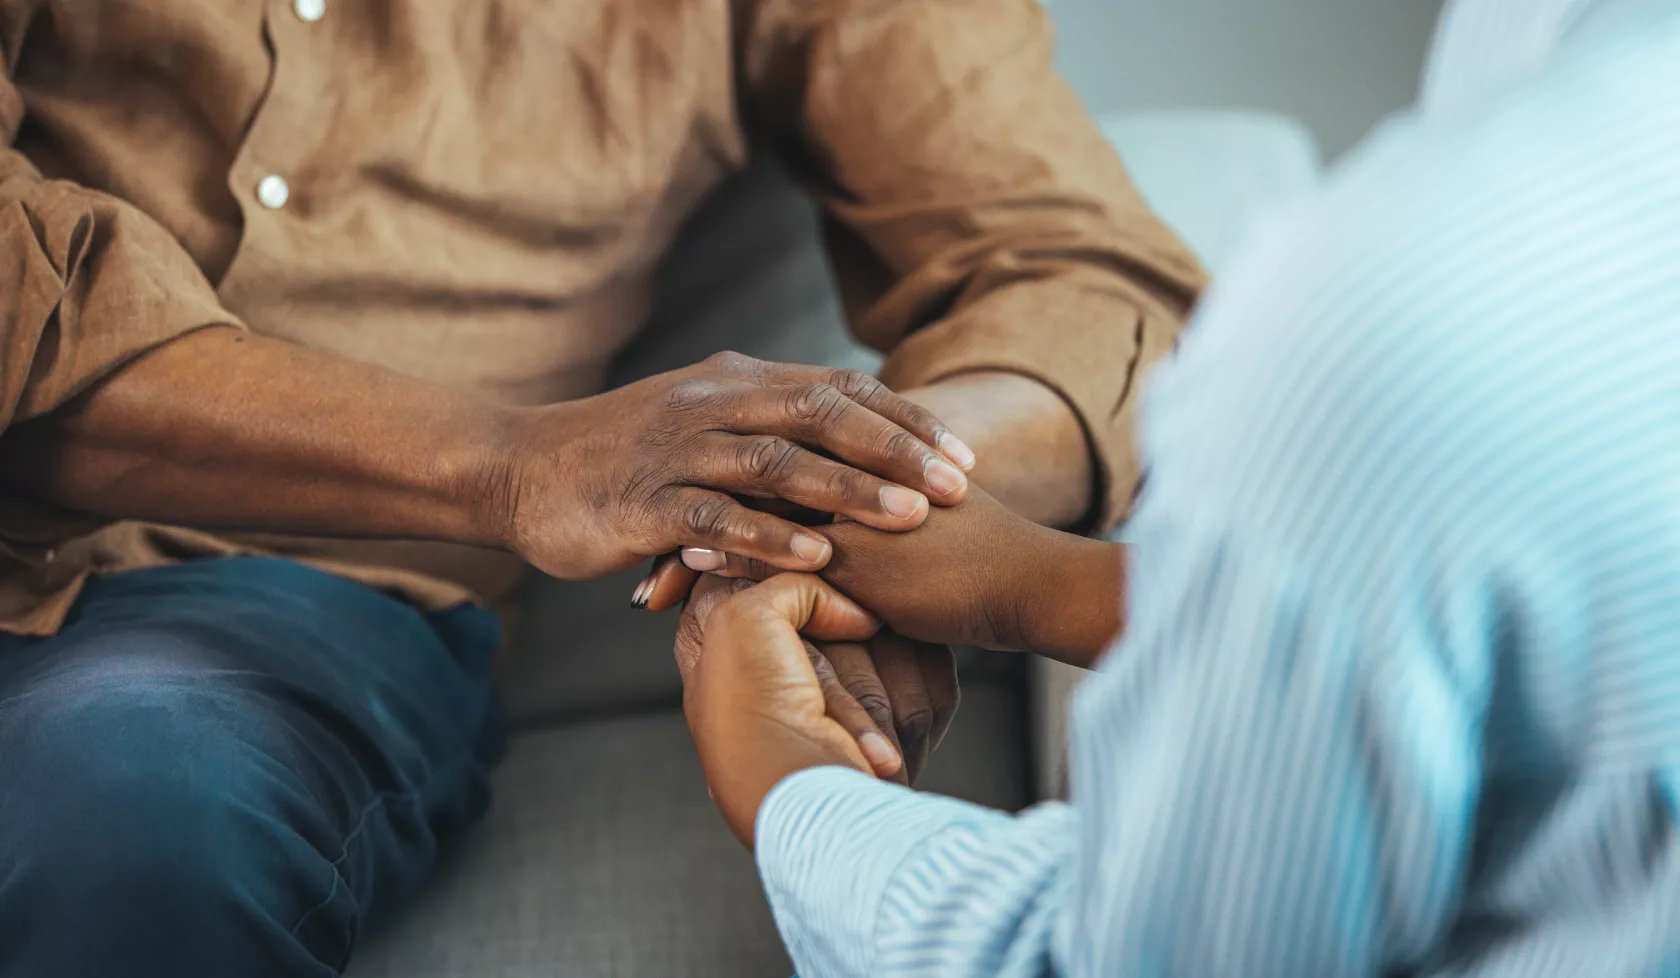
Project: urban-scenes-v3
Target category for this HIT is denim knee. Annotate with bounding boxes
[0,637,354,976]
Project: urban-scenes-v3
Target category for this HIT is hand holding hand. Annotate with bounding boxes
[500,352,974,581]
[676,574,958,784]
[684,574,889,846]
[665,487,1117,652]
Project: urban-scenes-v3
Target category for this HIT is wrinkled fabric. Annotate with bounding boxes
[0,556,505,975]
[0,0,1203,636]
[757,2,1680,975]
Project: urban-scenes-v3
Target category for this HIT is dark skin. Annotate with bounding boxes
[677,487,1120,670]
[674,572,958,783]
[655,372,1098,779]
[820,489,1122,669]
[1,325,1091,781]
[0,329,978,579]
[1,324,1091,781]
[684,503,1123,848]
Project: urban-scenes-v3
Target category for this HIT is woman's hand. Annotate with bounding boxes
[663,487,1124,665]
[684,574,891,847]
[502,352,974,581]
[676,574,958,785]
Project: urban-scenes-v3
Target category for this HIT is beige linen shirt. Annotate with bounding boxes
[0,0,1204,636]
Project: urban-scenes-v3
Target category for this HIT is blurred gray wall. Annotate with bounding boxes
[1051,0,1448,157]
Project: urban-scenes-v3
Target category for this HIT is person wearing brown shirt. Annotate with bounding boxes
[0,0,1201,973]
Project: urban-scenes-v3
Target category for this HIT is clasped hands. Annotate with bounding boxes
[514,351,1119,845]
[671,488,1123,846]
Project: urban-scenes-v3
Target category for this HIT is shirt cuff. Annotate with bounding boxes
[755,766,1008,977]
[877,280,1181,532]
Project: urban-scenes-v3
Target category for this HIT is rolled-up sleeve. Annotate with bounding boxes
[0,20,242,540]
[736,0,1206,527]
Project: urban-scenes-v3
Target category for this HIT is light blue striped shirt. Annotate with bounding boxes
[754,1,1680,974]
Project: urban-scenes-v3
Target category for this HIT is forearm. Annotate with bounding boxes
[901,372,1094,528]
[900,372,1118,666]
[0,327,515,548]
[1015,531,1123,669]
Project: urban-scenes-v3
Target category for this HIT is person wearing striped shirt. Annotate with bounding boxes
[679,0,1680,973]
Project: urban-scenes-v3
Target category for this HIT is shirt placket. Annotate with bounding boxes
[217,0,336,310]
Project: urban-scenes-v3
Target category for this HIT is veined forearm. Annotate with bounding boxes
[0,327,517,548]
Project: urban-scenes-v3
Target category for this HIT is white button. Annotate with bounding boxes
[43,549,56,563]
[256,174,290,210]
[294,0,326,22]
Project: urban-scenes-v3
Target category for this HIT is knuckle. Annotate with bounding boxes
[898,403,938,435]
[826,368,881,401]
[705,350,760,378]
[683,495,737,541]
[786,383,846,427]
[662,379,723,414]
[826,466,870,507]
[809,651,840,683]
[852,690,894,725]
[881,428,928,464]
[742,436,802,484]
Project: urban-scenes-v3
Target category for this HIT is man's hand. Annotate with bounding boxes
[1,335,974,583]
[684,574,889,848]
[676,573,958,784]
[813,633,957,785]
[501,352,974,581]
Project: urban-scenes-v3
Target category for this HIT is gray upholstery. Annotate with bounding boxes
[499,567,685,726]
[349,682,1027,978]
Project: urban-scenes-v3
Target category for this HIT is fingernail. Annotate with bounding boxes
[791,534,830,565]
[682,547,726,572]
[923,458,966,497]
[630,575,653,609]
[939,433,976,471]
[878,485,927,520]
[859,732,902,775]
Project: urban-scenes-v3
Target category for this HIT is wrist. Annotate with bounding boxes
[447,403,537,552]
[703,726,861,848]
[1012,532,1123,668]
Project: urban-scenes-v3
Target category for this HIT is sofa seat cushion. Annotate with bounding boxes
[349,681,1028,978]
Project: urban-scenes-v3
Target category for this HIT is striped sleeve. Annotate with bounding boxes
[755,8,1680,976]
[756,767,1075,978]
[755,506,1483,978]
[1055,505,1482,977]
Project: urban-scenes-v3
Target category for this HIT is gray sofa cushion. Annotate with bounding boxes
[349,682,1027,978]
[500,568,685,728]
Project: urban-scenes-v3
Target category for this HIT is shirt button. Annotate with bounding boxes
[294,0,326,22]
[256,174,290,210]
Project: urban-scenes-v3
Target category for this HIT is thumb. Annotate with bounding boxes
[727,573,880,643]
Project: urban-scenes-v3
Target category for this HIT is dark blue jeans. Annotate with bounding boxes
[0,557,506,977]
